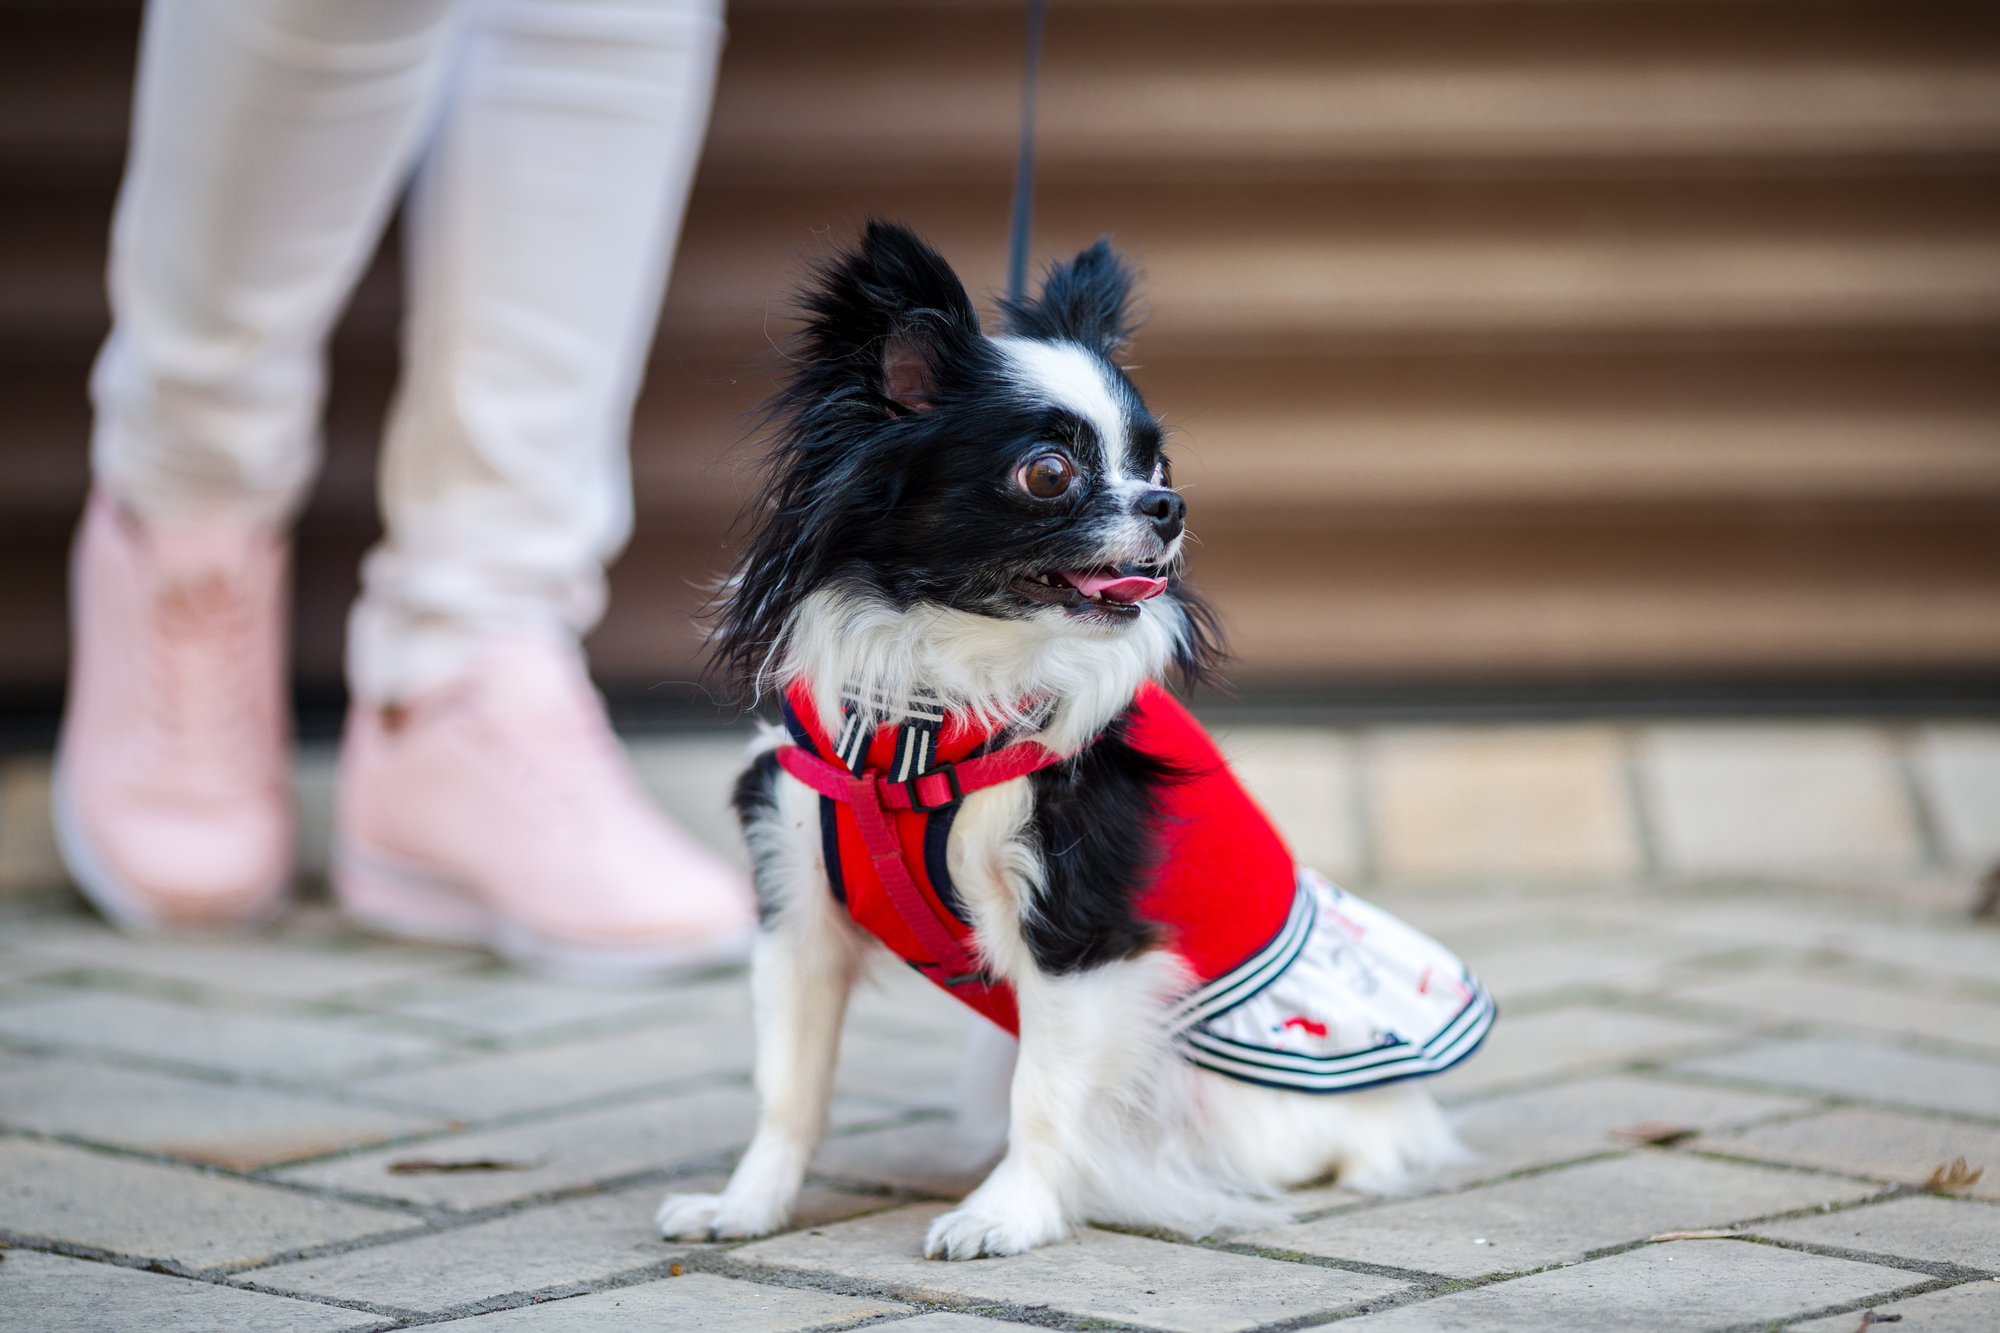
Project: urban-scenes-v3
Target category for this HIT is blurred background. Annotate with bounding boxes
[3,0,1998,734]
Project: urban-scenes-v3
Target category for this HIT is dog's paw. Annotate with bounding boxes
[657,1189,792,1242]
[656,1192,724,1240]
[923,1202,1069,1260]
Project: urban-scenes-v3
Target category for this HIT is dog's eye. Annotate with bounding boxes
[1018,452,1077,500]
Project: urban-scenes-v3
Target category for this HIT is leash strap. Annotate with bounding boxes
[775,738,1063,984]
[1005,0,1047,302]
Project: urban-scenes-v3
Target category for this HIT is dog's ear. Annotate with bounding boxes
[798,220,980,415]
[1000,237,1141,356]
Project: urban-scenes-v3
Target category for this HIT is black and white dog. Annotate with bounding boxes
[658,222,1487,1259]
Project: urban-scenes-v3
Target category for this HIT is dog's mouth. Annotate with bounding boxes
[1007,565,1169,622]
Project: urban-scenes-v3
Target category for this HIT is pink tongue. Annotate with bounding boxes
[1060,568,1168,604]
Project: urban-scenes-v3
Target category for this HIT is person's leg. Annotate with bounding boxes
[59,0,462,928]
[334,0,754,976]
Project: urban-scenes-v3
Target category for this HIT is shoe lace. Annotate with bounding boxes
[142,568,269,798]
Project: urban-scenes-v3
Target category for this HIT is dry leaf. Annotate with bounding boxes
[1647,1229,1741,1242]
[1925,1157,1984,1191]
[1853,1312,1903,1330]
[386,1156,543,1175]
[1611,1121,1700,1147]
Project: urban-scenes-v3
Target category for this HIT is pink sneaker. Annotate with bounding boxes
[53,489,293,929]
[333,636,756,982]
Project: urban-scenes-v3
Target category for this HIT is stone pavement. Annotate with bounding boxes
[0,718,1997,1331]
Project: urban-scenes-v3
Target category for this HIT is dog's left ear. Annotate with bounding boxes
[1000,237,1141,356]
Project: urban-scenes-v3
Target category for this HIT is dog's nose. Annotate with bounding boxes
[1134,488,1185,542]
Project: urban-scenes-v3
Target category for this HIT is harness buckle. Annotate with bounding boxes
[904,760,963,813]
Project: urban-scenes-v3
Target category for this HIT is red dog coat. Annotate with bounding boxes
[777,679,1493,1092]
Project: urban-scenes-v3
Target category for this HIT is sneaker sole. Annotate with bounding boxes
[333,835,753,984]
[51,762,286,933]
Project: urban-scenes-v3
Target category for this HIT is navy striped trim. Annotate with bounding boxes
[1178,985,1496,1094]
[1163,876,1316,1035]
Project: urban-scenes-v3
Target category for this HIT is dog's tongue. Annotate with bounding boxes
[1059,568,1168,604]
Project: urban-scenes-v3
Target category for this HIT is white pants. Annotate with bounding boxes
[91,0,724,702]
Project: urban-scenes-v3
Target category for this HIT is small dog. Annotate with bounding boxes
[658,222,1491,1259]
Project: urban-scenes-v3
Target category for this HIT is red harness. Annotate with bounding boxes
[777,679,1297,1035]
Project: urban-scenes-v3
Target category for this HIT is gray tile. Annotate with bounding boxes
[424,1272,907,1331]
[0,756,62,897]
[1914,725,2000,866]
[733,1202,1411,1333]
[884,1318,1043,1332]
[625,735,756,872]
[351,1018,754,1118]
[810,1119,996,1199]
[249,1183,693,1310]
[293,743,338,881]
[1787,1278,2000,1332]
[1339,1239,1921,1331]
[9,927,479,1000]
[1214,725,1361,882]
[0,1052,444,1169]
[841,956,978,1043]
[358,971,746,1040]
[0,1137,420,1270]
[1445,1074,1818,1181]
[0,990,451,1079]
[1708,1106,2000,1203]
[272,1086,762,1209]
[0,1249,386,1333]
[1424,1006,1738,1100]
[1670,974,2000,1054]
[250,1178,890,1312]
[1246,1151,1883,1278]
[1753,1195,2000,1271]
[1673,1039,2000,1119]
[1456,944,1670,1005]
[1641,725,1921,876]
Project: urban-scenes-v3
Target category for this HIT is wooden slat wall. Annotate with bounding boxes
[3,0,1997,695]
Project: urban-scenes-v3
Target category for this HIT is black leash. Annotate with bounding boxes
[1005,0,1047,303]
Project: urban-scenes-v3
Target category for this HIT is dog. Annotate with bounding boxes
[657,222,1491,1259]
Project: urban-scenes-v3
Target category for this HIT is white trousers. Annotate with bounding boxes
[92,0,724,702]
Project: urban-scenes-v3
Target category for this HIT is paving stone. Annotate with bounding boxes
[1338,1238,1921,1331]
[881,1317,1040,1332]
[0,990,452,1079]
[0,1051,445,1169]
[1673,1039,2000,1119]
[1670,974,2000,1054]
[1246,1151,1883,1278]
[735,1201,1411,1333]
[8,926,479,1000]
[0,755,62,897]
[1787,1277,2000,1332]
[626,735,757,872]
[351,1018,754,1119]
[1708,1107,2000,1202]
[422,1271,908,1331]
[250,1177,891,1312]
[1214,725,1360,881]
[834,1029,964,1108]
[0,1249,385,1333]
[1423,1006,1739,1099]
[354,971,747,1040]
[1453,943,1671,1004]
[1915,725,2000,866]
[1754,1195,2000,1271]
[843,955,979,1043]
[1371,726,1639,881]
[273,1086,765,1209]
[810,1119,996,1199]
[1444,1073,1817,1181]
[1641,725,1922,876]
[0,1137,420,1270]
[293,743,338,881]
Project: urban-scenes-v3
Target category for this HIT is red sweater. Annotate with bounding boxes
[780,679,1297,1035]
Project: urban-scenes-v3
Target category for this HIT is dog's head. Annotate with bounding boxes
[713,221,1221,710]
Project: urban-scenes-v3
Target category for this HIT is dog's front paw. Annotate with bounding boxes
[924,1201,1069,1260]
[656,1192,725,1240]
[657,1189,793,1242]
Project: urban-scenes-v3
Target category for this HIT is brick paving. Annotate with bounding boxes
[0,720,1996,1331]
